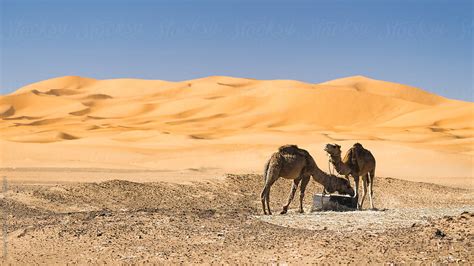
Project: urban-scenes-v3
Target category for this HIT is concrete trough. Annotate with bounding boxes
[311,194,357,211]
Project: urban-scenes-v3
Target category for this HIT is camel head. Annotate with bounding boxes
[325,176,355,197]
[324,143,342,157]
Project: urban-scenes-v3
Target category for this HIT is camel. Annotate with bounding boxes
[324,143,376,210]
[261,145,355,215]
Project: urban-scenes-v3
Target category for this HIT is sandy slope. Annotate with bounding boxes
[0,75,473,185]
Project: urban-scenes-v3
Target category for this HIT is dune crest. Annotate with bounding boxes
[0,75,472,179]
[320,75,446,105]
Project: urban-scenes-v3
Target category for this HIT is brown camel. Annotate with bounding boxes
[324,143,376,210]
[261,145,355,215]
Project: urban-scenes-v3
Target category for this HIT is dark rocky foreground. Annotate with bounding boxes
[1,174,473,264]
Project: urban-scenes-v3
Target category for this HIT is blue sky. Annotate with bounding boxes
[1,0,472,101]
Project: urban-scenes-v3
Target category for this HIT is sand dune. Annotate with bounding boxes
[320,75,446,105]
[0,75,473,183]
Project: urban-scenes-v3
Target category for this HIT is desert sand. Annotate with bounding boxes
[0,75,473,184]
[0,75,473,263]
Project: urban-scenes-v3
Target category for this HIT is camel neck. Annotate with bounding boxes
[330,154,341,163]
[311,167,334,189]
[330,154,351,175]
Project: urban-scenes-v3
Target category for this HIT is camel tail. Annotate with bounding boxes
[263,157,271,183]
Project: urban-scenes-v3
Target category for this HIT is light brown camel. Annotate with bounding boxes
[261,145,355,215]
[324,143,376,210]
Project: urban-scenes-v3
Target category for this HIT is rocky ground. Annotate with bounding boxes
[1,174,473,264]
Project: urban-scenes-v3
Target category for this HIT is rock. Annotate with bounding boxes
[435,229,446,238]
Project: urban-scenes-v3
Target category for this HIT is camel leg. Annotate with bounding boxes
[298,175,311,213]
[260,177,268,215]
[260,189,267,215]
[352,175,359,200]
[262,167,280,215]
[368,169,375,210]
[261,163,280,215]
[281,178,301,214]
[261,178,277,215]
[265,181,275,215]
[359,174,368,210]
[261,182,277,215]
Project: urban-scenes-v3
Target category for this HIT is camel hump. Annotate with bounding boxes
[278,144,299,153]
[351,142,375,164]
[341,144,361,173]
[353,143,370,156]
[278,144,312,160]
[353,143,363,149]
